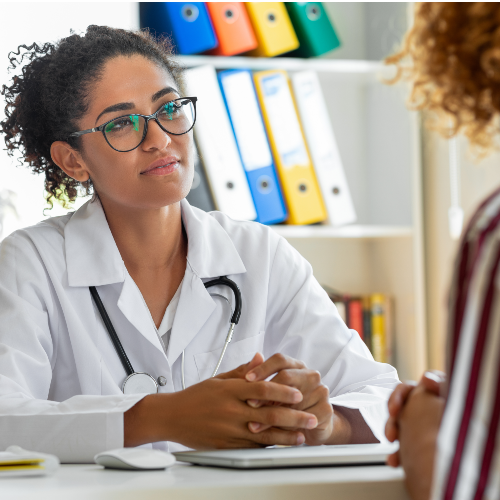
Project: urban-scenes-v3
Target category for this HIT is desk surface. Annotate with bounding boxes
[3,462,409,500]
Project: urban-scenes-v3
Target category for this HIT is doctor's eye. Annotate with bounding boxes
[105,116,139,134]
[159,102,183,121]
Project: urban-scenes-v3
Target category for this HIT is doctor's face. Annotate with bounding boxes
[73,54,194,210]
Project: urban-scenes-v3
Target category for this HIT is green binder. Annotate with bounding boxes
[285,3,341,57]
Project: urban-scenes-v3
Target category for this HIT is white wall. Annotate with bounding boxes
[0,3,139,238]
[423,123,500,370]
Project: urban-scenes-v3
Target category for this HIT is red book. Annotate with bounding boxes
[348,299,364,341]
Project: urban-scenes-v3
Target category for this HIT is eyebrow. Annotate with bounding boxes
[95,86,180,125]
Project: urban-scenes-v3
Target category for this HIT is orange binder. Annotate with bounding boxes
[245,3,299,57]
[207,3,258,56]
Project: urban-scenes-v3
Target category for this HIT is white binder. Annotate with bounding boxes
[184,65,257,221]
[291,71,356,226]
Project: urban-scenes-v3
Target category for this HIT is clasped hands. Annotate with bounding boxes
[169,352,336,450]
[217,352,335,447]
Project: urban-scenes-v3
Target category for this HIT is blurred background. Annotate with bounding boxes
[2,2,499,382]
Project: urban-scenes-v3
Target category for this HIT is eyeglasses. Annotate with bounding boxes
[68,97,197,152]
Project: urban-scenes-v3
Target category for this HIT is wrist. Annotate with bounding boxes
[326,405,352,444]
[327,405,378,445]
[124,393,177,447]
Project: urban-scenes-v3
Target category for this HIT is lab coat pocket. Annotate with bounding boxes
[194,331,265,381]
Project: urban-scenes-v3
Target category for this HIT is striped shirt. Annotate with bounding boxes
[432,187,500,500]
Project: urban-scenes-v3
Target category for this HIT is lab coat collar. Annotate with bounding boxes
[65,199,125,287]
[180,199,247,278]
[65,198,247,287]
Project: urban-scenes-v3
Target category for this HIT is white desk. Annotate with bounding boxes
[3,463,409,500]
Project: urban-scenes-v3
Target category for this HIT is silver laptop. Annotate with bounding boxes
[172,443,398,469]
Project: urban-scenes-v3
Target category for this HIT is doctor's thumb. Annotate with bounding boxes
[215,352,265,380]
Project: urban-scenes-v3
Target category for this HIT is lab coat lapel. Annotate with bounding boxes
[117,273,165,354]
[167,268,216,365]
[166,201,248,364]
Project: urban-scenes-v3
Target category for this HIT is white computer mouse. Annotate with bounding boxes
[94,448,176,470]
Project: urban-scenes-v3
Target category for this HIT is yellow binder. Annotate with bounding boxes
[245,3,299,57]
[254,70,327,225]
[370,294,386,363]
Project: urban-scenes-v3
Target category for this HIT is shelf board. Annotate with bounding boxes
[175,55,384,74]
[270,225,413,239]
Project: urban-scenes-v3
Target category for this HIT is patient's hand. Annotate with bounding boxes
[386,371,445,467]
[398,383,445,500]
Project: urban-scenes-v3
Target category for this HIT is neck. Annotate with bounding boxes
[98,196,187,274]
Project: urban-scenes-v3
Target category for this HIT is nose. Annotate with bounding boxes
[141,118,172,151]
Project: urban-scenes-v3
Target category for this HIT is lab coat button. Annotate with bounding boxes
[157,376,167,386]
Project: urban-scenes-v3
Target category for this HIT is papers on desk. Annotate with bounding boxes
[0,446,60,477]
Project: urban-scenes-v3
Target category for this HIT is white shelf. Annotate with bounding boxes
[176,55,384,74]
[270,225,413,239]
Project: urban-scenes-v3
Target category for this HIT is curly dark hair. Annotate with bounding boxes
[386,2,500,156]
[0,25,184,208]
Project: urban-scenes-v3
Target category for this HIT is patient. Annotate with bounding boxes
[384,3,500,499]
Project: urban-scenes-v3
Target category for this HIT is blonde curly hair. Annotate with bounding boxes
[386,2,500,155]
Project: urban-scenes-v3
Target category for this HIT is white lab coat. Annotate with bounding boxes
[0,198,399,462]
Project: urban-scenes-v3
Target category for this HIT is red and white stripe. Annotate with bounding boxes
[432,187,500,500]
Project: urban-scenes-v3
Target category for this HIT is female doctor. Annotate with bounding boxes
[0,26,399,463]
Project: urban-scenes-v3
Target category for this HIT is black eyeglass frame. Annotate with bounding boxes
[68,96,198,153]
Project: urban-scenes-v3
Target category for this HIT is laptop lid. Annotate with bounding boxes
[172,443,398,469]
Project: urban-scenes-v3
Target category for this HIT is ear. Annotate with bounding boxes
[50,141,90,183]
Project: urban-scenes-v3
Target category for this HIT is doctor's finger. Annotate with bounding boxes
[250,405,318,431]
[216,353,265,380]
[296,385,332,421]
[240,380,304,405]
[249,427,306,447]
[245,353,306,382]
[271,368,322,396]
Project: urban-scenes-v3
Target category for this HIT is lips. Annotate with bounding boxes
[141,156,180,174]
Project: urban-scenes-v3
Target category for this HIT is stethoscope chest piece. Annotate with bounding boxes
[122,372,158,395]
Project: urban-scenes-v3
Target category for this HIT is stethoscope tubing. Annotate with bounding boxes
[90,276,242,393]
[90,285,135,376]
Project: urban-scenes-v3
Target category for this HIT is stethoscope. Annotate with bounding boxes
[89,276,242,395]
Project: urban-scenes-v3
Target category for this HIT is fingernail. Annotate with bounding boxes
[292,391,302,403]
[307,418,317,429]
[246,372,257,381]
[247,399,260,408]
[297,434,305,445]
[424,371,445,383]
[249,422,261,432]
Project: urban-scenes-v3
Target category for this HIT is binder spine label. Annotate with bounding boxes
[261,74,308,168]
[220,71,272,171]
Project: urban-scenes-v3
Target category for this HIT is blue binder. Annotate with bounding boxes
[140,3,218,55]
[219,70,287,225]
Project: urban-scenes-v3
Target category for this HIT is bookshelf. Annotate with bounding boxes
[176,14,427,381]
[271,225,413,239]
[177,55,382,74]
